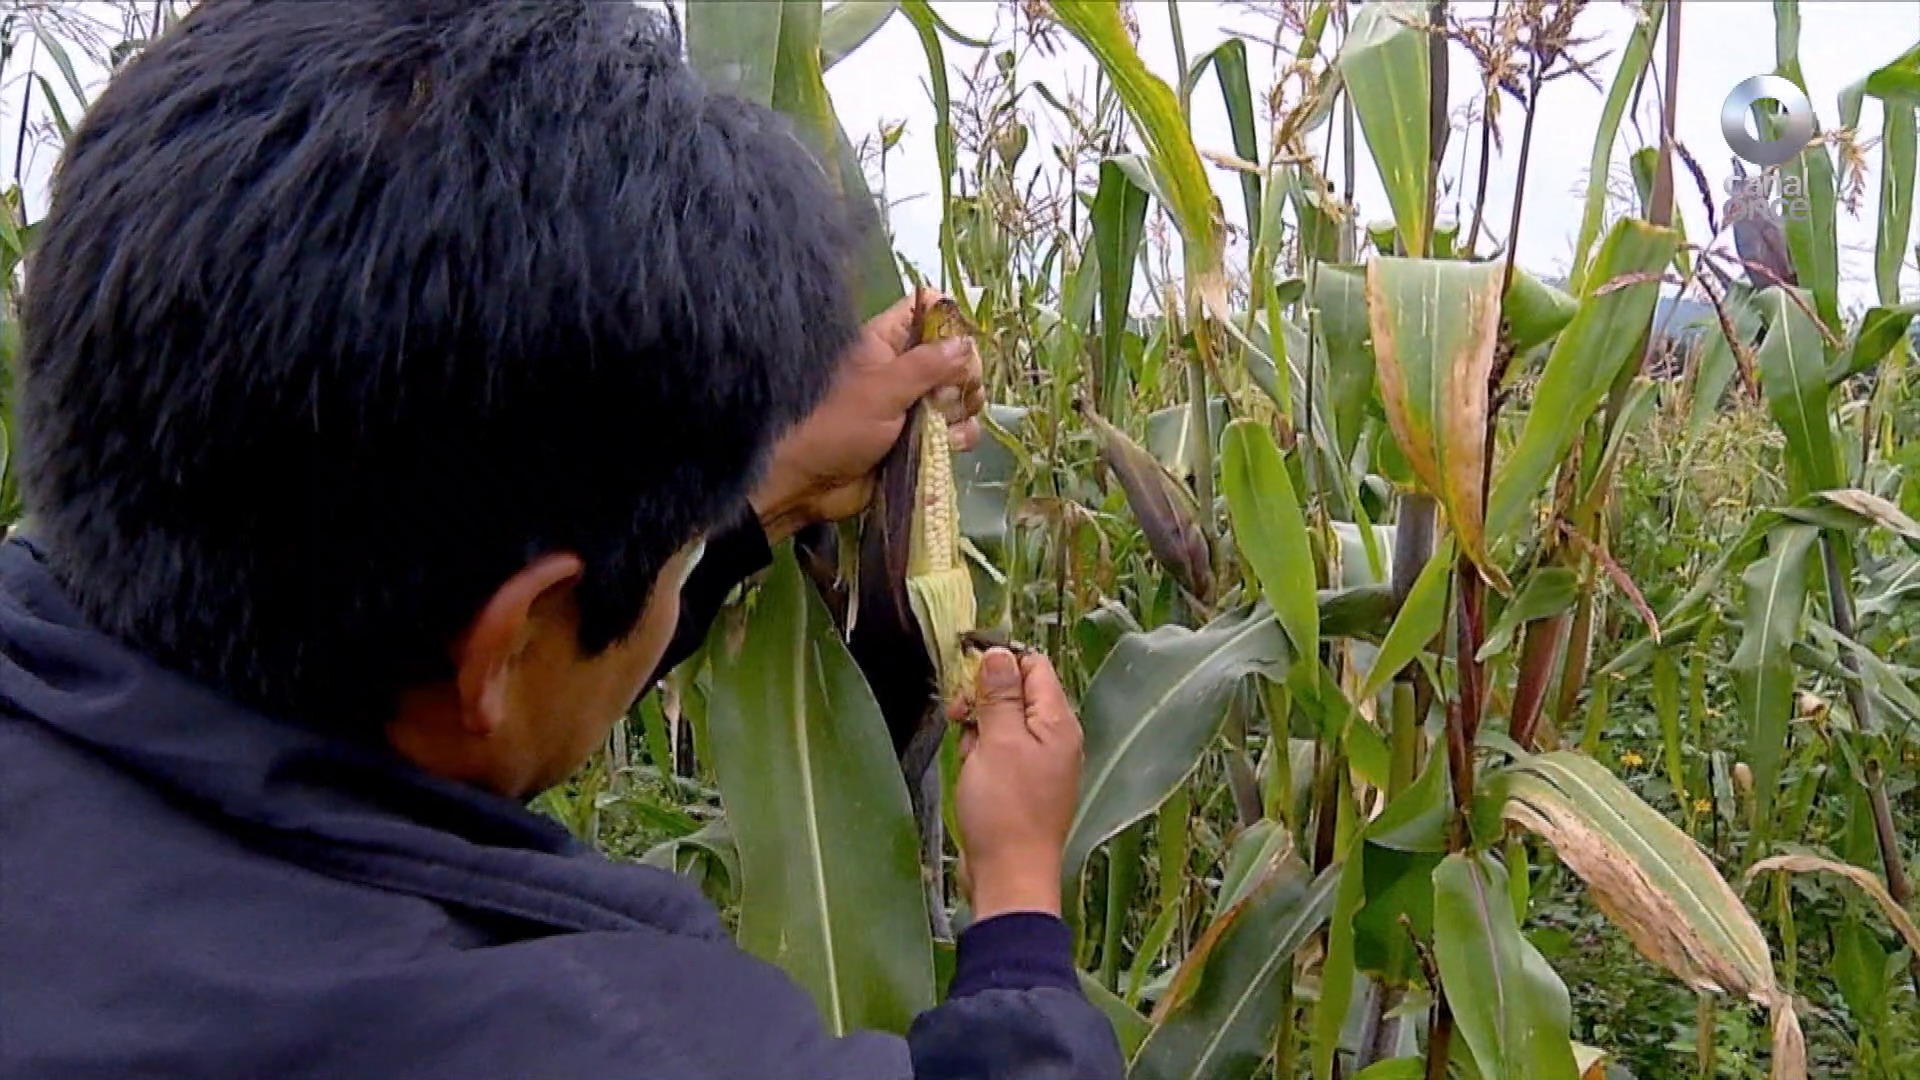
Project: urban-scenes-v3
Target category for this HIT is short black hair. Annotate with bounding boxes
[18,0,859,731]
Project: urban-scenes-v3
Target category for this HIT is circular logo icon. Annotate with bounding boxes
[1721,75,1814,167]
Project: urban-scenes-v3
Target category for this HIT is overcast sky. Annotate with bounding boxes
[823,1,1920,311]
[6,1,1917,311]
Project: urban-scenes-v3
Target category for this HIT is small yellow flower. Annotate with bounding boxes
[1693,798,1713,814]
[1620,749,1645,769]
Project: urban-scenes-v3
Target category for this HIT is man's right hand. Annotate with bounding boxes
[951,648,1084,920]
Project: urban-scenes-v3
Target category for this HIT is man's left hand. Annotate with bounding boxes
[750,289,986,544]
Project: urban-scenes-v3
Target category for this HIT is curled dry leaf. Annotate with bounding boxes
[1558,520,1661,642]
[1814,488,1920,542]
[1503,752,1805,1080]
[1743,853,1920,956]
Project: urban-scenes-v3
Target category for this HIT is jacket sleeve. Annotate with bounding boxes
[903,913,1126,1080]
[645,503,774,687]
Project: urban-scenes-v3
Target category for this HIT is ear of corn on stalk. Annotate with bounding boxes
[1074,399,1215,604]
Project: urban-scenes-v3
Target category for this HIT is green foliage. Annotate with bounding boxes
[10,4,1919,1078]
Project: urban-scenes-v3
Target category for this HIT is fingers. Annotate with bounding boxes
[886,336,983,417]
[970,648,1030,747]
[945,692,972,724]
[1017,653,1080,747]
[949,417,982,453]
[863,288,988,426]
[867,287,942,354]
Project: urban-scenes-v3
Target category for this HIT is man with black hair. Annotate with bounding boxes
[0,3,1124,1078]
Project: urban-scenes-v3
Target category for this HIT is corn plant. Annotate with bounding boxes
[643,2,1920,1077]
[6,1,1916,1077]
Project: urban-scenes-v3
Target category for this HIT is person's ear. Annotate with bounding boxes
[450,553,585,737]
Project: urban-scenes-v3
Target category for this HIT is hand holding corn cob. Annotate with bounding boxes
[950,647,1083,920]
[749,291,985,546]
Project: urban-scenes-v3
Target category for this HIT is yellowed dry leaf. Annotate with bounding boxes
[1744,853,1920,956]
[1816,488,1920,541]
[1364,258,1509,591]
[1503,754,1806,1080]
[1503,799,1755,997]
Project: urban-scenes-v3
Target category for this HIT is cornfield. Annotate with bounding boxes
[5,2,1920,1078]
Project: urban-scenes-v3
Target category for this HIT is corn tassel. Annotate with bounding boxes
[903,297,982,703]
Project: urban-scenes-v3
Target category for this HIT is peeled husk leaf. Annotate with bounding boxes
[826,294,984,766]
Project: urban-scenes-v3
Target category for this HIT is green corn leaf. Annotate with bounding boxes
[1353,751,1452,983]
[1222,419,1319,685]
[1214,819,1296,920]
[1830,302,1920,384]
[1874,103,1915,305]
[1569,1,1664,292]
[1337,2,1431,254]
[1433,853,1581,1080]
[1205,38,1263,244]
[899,0,964,295]
[1731,524,1818,854]
[1503,268,1580,352]
[1078,970,1153,1062]
[1488,219,1679,542]
[1754,287,1840,495]
[685,1,783,105]
[25,13,91,110]
[33,74,73,141]
[705,548,935,1034]
[1689,286,1763,436]
[1051,0,1228,317]
[770,1,837,164]
[1133,855,1339,1080]
[1093,160,1151,411]
[1653,650,1687,806]
[1359,537,1455,699]
[1353,1062,1424,1080]
[1772,5,1842,331]
[1313,852,1367,1080]
[1063,605,1291,926]
[1841,42,1920,124]
[820,0,897,68]
[1312,265,1376,461]
[642,817,741,910]
[1476,567,1580,663]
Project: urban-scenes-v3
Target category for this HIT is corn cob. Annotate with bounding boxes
[902,296,981,704]
[1074,398,1215,604]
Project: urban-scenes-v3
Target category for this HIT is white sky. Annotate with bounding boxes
[822,0,1920,312]
[6,1,1917,312]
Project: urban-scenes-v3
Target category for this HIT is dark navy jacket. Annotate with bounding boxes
[0,528,1125,1079]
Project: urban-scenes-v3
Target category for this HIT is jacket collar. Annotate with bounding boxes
[0,535,722,939]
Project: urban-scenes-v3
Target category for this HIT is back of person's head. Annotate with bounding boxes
[18,0,858,733]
